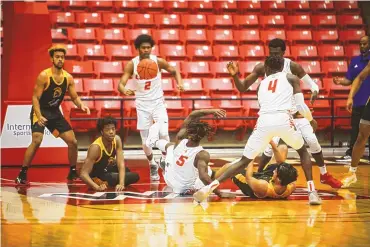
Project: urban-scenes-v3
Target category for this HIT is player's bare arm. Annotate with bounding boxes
[333,77,352,86]
[157,57,184,92]
[67,74,90,115]
[290,61,318,104]
[196,151,223,197]
[270,141,287,164]
[347,61,370,112]
[118,61,135,96]
[32,71,48,127]
[80,144,107,191]
[245,161,269,198]
[115,135,126,191]
[227,62,264,92]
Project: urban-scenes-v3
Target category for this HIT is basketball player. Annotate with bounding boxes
[118,34,184,181]
[80,116,140,191]
[15,45,90,185]
[145,109,227,196]
[242,38,341,188]
[193,56,322,205]
[342,61,370,187]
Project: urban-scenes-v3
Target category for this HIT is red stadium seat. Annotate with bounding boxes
[128,14,156,28]
[208,15,235,29]
[209,61,231,78]
[286,1,311,12]
[105,44,133,60]
[182,14,209,29]
[286,30,313,44]
[239,45,265,60]
[93,61,123,78]
[68,28,97,44]
[213,1,238,13]
[203,78,236,96]
[113,1,139,12]
[213,45,240,61]
[50,12,76,28]
[180,78,206,97]
[308,99,331,130]
[159,44,187,60]
[237,1,261,12]
[87,1,114,11]
[208,30,235,44]
[318,45,345,60]
[165,99,186,132]
[321,61,348,76]
[338,15,364,28]
[311,15,337,28]
[161,79,177,96]
[125,29,153,44]
[64,44,80,60]
[68,96,98,132]
[239,61,264,77]
[51,29,68,44]
[333,99,351,129]
[260,30,286,44]
[299,61,324,77]
[164,1,190,12]
[286,15,311,29]
[335,1,360,14]
[154,14,182,29]
[188,1,214,13]
[310,1,335,13]
[62,1,88,11]
[291,45,318,60]
[64,61,95,78]
[313,30,339,44]
[242,99,260,129]
[96,28,125,44]
[181,29,209,44]
[66,78,86,96]
[259,15,285,28]
[323,78,350,97]
[76,13,103,27]
[94,96,123,128]
[233,15,259,28]
[261,1,287,13]
[339,30,366,44]
[83,79,115,96]
[153,29,181,44]
[161,61,182,78]
[181,62,212,78]
[77,44,107,60]
[139,0,164,12]
[187,44,215,61]
[345,44,360,58]
[102,13,129,28]
[47,1,62,11]
[234,29,261,44]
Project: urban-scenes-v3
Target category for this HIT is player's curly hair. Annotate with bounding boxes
[268,38,286,52]
[97,116,117,132]
[276,163,298,186]
[134,34,155,49]
[265,55,284,72]
[48,45,67,57]
[186,120,214,143]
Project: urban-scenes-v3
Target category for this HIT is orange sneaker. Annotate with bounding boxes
[320,173,342,188]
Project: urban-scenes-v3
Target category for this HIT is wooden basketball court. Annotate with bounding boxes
[2,158,370,247]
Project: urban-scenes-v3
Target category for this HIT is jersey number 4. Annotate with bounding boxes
[144,81,151,90]
[268,79,278,93]
[176,155,188,166]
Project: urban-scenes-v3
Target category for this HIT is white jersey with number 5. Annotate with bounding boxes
[164,139,205,193]
[132,54,164,101]
[258,72,293,115]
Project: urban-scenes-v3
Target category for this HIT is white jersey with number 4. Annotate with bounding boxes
[258,72,293,115]
[132,54,164,101]
[164,139,205,193]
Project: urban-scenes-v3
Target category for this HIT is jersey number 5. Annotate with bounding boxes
[176,155,188,166]
[268,79,278,93]
[144,81,151,90]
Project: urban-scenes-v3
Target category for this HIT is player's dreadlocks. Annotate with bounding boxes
[265,55,284,73]
[186,119,214,143]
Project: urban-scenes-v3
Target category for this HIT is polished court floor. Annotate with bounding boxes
[1,157,370,247]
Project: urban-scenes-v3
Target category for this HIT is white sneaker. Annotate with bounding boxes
[341,173,357,188]
[308,191,322,205]
[150,161,160,181]
[193,181,220,203]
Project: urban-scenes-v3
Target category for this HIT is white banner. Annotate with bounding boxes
[0,105,67,148]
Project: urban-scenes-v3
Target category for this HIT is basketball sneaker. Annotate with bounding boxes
[341,173,357,188]
[15,171,28,185]
[67,166,78,180]
[92,177,108,187]
[150,161,160,181]
[145,123,160,149]
[308,191,322,205]
[320,173,342,188]
[193,180,220,203]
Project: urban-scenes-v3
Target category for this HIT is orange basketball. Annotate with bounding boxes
[137,58,158,80]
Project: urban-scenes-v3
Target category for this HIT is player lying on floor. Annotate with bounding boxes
[80,116,140,191]
[146,108,234,197]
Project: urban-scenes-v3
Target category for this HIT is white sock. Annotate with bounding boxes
[307,181,315,192]
[209,180,220,191]
[319,165,327,175]
[149,157,156,165]
[349,167,357,173]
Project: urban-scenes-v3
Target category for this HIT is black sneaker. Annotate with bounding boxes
[67,167,78,180]
[15,172,28,185]
[337,155,352,162]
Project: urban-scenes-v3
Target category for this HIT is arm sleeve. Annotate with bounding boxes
[300,74,319,93]
[294,93,313,121]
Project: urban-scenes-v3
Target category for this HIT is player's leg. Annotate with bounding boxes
[103,166,140,187]
[258,136,281,172]
[295,118,342,188]
[152,98,170,164]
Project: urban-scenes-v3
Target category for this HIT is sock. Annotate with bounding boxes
[161,152,167,161]
[149,157,156,165]
[209,180,220,191]
[349,166,357,173]
[307,181,315,192]
[319,165,327,175]
[21,166,29,173]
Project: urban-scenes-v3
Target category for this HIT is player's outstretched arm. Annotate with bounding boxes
[244,161,269,198]
[158,58,184,92]
[115,135,126,191]
[270,141,288,164]
[80,145,105,191]
[67,74,90,114]
[347,61,370,112]
[118,61,135,96]
[227,62,264,92]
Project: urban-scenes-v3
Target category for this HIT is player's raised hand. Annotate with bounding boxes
[226,61,239,76]
[80,103,90,115]
[333,77,342,85]
[123,88,135,96]
[177,83,185,92]
[213,109,227,118]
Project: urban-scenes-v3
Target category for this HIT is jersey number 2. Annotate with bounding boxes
[144,81,151,90]
[268,79,278,93]
[176,155,188,166]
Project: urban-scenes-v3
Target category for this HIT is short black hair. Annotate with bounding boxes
[97,116,117,132]
[134,34,155,49]
[265,55,284,72]
[277,163,298,186]
[269,38,286,52]
[186,120,214,143]
[48,45,67,58]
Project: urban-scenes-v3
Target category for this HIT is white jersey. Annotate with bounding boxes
[132,54,164,101]
[258,72,293,115]
[165,139,204,193]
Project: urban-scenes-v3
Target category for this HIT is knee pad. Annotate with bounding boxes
[304,133,322,153]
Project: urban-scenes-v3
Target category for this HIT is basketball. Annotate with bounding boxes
[137,58,158,80]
